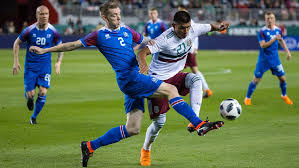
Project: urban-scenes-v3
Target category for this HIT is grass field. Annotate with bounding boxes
[0,49,298,168]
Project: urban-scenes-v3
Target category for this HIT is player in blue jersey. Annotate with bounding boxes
[244,11,293,106]
[13,5,64,124]
[134,8,168,50]
[144,8,168,39]
[29,1,225,167]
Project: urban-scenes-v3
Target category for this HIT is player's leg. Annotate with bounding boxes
[81,96,144,167]
[244,62,265,105]
[195,70,212,98]
[26,90,36,111]
[31,72,51,124]
[24,69,37,111]
[141,98,168,166]
[152,82,223,136]
[185,73,203,132]
[272,64,293,105]
[30,86,48,124]
[278,75,293,104]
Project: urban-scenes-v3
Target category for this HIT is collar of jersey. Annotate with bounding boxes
[149,18,161,24]
[35,22,49,31]
[103,25,121,32]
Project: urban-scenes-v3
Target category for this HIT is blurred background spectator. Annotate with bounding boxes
[0,0,298,35]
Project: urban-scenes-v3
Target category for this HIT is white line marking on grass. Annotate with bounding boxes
[204,69,231,75]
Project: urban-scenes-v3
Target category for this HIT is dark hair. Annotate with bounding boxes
[265,11,275,16]
[100,0,120,16]
[149,7,158,11]
[173,11,191,24]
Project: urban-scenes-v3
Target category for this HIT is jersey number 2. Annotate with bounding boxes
[118,37,126,46]
[36,37,46,45]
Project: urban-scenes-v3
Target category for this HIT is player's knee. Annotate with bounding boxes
[185,73,202,89]
[252,78,260,84]
[26,91,35,99]
[39,88,48,96]
[126,126,141,136]
[165,84,178,96]
[153,114,166,130]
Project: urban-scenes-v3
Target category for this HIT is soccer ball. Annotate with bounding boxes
[219,98,242,120]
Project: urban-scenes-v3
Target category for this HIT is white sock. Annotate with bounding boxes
[186,73,203,117]
[196,71,209,91]
[143,113,166,151]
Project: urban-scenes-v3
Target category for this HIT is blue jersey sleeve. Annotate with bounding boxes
[126,26,143,44]
[80,31,98,47]
[160,22,168,32]
[257,30,265,42]
[53,30,62,45]
[19,27,30,42]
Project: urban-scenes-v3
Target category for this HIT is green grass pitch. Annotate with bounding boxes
[0,49,299,168]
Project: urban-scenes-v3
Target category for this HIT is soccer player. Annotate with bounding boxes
[29,1,225,167]
[138,11,231,166]
[244,11,293,106]
[144,8,168,39]
[178,5,213,98]
[134,8,168,50]
[13,5,63,124]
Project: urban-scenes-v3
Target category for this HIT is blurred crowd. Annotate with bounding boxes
[56,0,299,9]
[1,0,298,35]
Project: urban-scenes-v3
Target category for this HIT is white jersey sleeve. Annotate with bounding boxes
[147,34,167,54]
[192,23,211,37]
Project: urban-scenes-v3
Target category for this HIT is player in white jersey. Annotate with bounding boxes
[137,11,230,166]
[178,5,213,98]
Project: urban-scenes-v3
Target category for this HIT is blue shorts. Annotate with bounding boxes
[24,68,51,92]
[254,62,285,78]
[118,71,162,113]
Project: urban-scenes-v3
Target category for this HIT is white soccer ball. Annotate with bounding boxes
[219,98,242,120]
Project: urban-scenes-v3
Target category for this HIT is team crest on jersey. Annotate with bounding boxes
[33,34,36,37]
[105,34,110,39]
[155,25,158,29]
[123,32,128,37]
[47,34,51,38]
[151,77,158,83]
[267,32,270,36]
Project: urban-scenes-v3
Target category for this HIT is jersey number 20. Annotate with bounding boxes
[36,37,46,45]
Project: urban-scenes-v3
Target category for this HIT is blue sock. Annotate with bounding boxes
[169,97,202,127]
[246,81,257,98]
[31,95,46,119]
[280,81,287,96]
[90,125,130,151]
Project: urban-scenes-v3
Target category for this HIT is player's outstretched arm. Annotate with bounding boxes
[55,43,64,74]
[210,21,231,32]
[30,40,83,55]
[13,37,22,75]
[137,46,151,74]
[278,38,291,60]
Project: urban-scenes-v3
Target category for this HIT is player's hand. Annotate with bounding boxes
[55,62,61,74]
[147,39,155,46]
[13,63,21,75]
[139,64,149,74]
[29,46,45,54]
[286,51,291,60]
[219,21,232,31]
[275,35,282,41]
